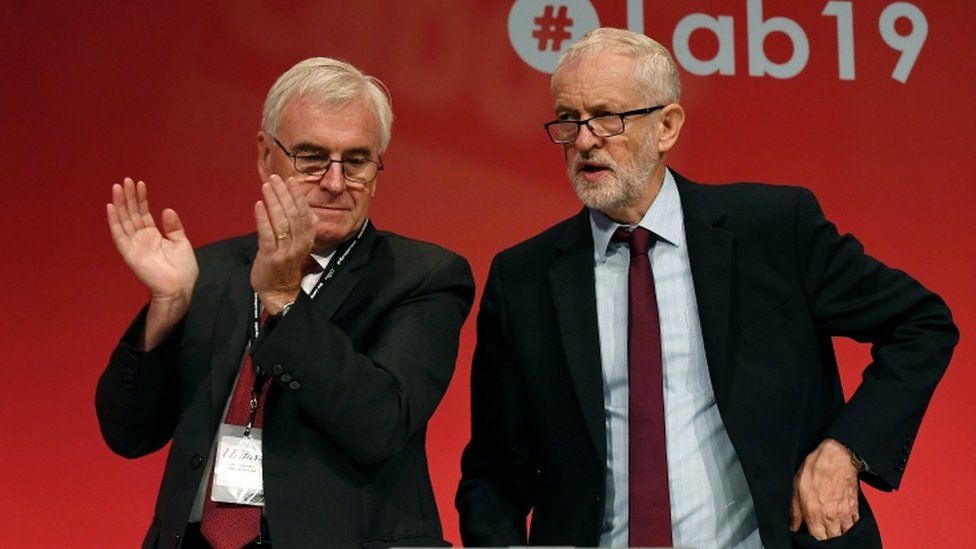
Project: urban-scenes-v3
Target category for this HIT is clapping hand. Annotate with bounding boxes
[250,175,317,315]
[107,178,198,349]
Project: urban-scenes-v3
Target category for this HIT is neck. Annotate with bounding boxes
[601,165,666,225]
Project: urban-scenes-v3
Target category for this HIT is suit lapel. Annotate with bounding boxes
[208,246,255,421]
[675,174,735,405]
[311,222,373,320]
[548,210,607,465]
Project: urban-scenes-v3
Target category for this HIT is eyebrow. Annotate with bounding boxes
[290,142,376,157]
[554,102,616,118]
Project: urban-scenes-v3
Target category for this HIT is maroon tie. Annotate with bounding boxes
[199,256,317,548]
[199,345,270,548]
[613,227,672,547]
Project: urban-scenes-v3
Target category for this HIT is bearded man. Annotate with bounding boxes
[456,28,956,549]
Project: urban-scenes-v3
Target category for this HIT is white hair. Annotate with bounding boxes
[262,57,394,153]
[552,28,682,104]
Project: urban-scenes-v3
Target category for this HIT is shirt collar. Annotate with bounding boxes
[310,250,335,270]
[590,169,682,262]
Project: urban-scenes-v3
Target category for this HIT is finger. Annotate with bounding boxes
[285,175,307,198]
[112,181,137,237]
[106,203,129,252]
[261,181,289,237]
[160,208,187,242]
[286,174,305,196]
[840,514,855,534]
[841,493,859,533]
[137,179,156,228]
[285,176,316,235]
[254,200,276,250]
[285,176,310,216]
[806,518,828,541]
[789,492,802,532]
[270,174,301,221]
[823,517,843,539]
[123,177,145,230]
[270,176,307,252]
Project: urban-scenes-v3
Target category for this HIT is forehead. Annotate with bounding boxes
[552,52,644,113]
[276,94,381,152]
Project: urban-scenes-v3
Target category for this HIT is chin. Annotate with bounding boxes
[572,179,625,211]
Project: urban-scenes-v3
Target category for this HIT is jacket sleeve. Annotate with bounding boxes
[250,250,474,465]
[95,306,184,458]
[793,187,958,490]
[455,257,538,547]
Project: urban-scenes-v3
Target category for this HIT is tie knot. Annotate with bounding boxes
[301,256,322,277]
[612,226,654,257]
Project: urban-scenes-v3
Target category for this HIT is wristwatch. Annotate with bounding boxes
[264,301,295,329]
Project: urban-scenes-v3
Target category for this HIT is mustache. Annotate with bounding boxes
[571,151,617,173]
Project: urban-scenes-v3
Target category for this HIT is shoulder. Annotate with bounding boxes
[493,211,587,267]
[680,175,811,207]
[674,171,818,226]
[370,230,474,289]
[373,230,468,266]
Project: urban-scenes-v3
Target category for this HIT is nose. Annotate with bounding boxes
[317,161,347,194]
[572,122,603,151]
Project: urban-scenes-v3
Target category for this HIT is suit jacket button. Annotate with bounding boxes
[281,374,292,382]
[289,380,301,390]
[190,453,204,469]
[272,363,284,375]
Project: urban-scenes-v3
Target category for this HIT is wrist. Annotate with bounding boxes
[846,446,866,472]
[829,438,866,472]
[148,287,192,307]
[143,293,192,350]
[258,290,300,316]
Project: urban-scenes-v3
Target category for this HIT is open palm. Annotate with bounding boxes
[107,178,198,299]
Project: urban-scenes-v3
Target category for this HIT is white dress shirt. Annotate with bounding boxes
[592,170,762,548]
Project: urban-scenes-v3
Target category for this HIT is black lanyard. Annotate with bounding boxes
[241,219,370,435]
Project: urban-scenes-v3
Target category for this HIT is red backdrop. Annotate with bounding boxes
[1,1,972,546]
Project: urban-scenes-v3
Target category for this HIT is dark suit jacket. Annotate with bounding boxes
[97,224,474,549]
[456,172,957,548]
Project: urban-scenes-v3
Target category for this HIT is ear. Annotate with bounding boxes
[257,131,272,181]
[656,103,685,153]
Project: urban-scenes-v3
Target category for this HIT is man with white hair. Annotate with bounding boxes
[457,28,955,548]
[98,57,474,548]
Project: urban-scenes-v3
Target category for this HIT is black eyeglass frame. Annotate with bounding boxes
[273,137,384,184]
[544,104,666,144]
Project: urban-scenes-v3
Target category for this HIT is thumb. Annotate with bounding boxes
[161,208,189,242]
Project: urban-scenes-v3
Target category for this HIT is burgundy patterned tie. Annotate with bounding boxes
[613,227,672,547]
[199,256,316,548]
[199,354,268,548]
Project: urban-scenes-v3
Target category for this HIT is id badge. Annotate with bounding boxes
[211,423,264,506]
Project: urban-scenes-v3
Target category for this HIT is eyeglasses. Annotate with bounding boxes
[274,138,383,185]
[544,105,665,144]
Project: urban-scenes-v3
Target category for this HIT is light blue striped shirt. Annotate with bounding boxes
[592,170,763,548]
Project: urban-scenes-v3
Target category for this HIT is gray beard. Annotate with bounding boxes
[568,152,657,215]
